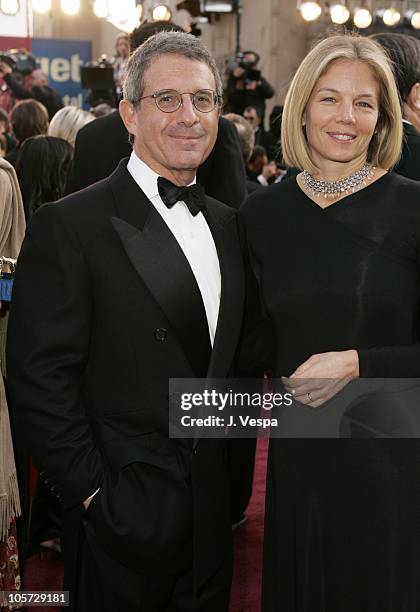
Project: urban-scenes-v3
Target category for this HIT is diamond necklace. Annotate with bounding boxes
[301,163,376,199]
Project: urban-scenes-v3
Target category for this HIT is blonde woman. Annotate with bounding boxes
[240,34,420,610]
[48,106,94,148]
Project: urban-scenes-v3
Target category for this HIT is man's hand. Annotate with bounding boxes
[0,61,12,78]
[282,350,359,407]
[245,80,258,91]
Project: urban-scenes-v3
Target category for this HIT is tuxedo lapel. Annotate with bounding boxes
[203,201,245,378]
[108,161,211,378]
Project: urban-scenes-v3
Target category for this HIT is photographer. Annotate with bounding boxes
[226,50,274,123]
[0,60,62,121]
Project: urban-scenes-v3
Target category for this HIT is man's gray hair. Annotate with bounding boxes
[122,31,223,107]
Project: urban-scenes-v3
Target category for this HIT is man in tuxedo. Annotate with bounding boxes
[371,32,420,181]
[7,31,244,612]
[243,105,277,159]
[66,21,247,209]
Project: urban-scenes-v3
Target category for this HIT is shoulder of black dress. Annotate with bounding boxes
[240,179,297,219]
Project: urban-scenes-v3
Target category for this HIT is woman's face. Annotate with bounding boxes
[116,38,129,58]
[303,59,380,171]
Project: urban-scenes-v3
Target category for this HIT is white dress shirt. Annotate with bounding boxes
[127,151,221,346]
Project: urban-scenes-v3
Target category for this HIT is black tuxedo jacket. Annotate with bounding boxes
[6,159,245,590]
[66,111,247,208]
[394,122,420,181]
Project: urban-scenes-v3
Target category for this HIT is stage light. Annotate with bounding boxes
[32,0,51,13]
[93,0,108,17]
[106,0,140,31]
[61,0,80,14]
[353,7,372,27]
[300,1,322,21]
[383,6,400,25]
[0,0,19,15]
[200,1,233,11]
[330,3,350,23]
[152,3,172,20]
[411,10,420,27]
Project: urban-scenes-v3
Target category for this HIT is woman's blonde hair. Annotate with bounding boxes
[48,106,95,147]
[281,33,403,173]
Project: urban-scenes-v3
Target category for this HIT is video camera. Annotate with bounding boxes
[227,51,261,83]
[80,55,116,108]
[0,50,37,83]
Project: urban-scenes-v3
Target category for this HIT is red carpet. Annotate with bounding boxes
[230,437,268,612]
[24,548,63,612]
[23,438,268,612]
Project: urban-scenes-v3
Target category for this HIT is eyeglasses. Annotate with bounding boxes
[137,89,222,113]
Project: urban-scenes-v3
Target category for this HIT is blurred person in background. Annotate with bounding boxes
[226,50,274,124]
[371,33,420,181]
[246,144,280,186]
[0,109,17,157]
[246,144,267,183]
[0,134,7,158]
[48,106,95,148]
[66,20,246,209]
[112,33,130,94]
[243,105,277,159]
[16,135,73,221]
[0,157,25,610]
[5,100,49,168]
[0,76,14,116]
[14,135,73,559]
[0,62,62,121]
[224,112,262,195]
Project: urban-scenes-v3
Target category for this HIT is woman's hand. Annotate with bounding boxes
[282,349,359,407]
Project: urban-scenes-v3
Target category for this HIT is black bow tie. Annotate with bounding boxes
[157,176,206,217]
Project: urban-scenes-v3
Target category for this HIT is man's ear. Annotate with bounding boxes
[407,82,420,111]
[119,99,137,138]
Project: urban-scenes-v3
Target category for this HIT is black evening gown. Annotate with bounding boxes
[240,172,420,612]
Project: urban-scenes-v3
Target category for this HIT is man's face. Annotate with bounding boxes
[120,54,220,183]
[31,70,48,87]
[244,108,260,129]
[243,53,257,66]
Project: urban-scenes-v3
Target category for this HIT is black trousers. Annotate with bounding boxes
[72,517,232,612]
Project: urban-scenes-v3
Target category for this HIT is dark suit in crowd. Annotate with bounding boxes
[254,126,278,160]
[394,121,420,181]
[66,111,247,208]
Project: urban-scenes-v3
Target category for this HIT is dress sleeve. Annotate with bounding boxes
[358,344,420,377]
[358,209,420,377]
[236,212,275,376]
